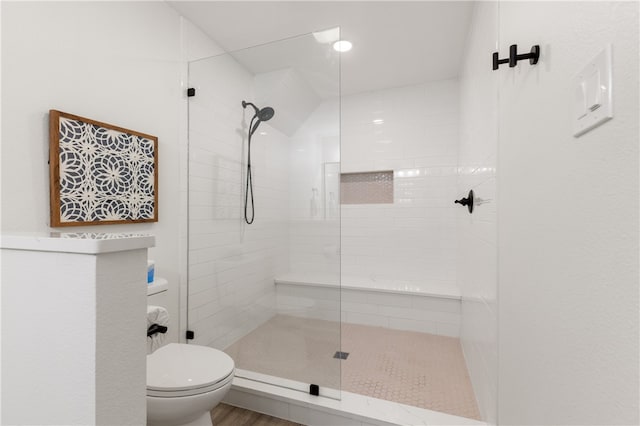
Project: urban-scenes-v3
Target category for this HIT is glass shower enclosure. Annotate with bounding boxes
[186,29,341,397]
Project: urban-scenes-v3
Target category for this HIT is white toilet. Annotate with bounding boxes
[147,279,235,426]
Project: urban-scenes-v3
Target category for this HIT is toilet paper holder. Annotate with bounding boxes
[147,323,168,337]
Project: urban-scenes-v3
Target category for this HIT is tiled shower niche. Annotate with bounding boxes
[340,170,394,204]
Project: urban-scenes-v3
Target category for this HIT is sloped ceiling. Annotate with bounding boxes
[169,1,474,96]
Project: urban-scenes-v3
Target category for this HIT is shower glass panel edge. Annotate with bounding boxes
[186,29,341,399]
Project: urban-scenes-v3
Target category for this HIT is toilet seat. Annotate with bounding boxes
[147,343,235,398]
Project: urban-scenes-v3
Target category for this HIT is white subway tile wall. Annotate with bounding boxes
[187,54,290,349]
[288,81,459,289]
[276,284,461,337]
[288,100,341,278]
[288,221,340,275]
[341,79,459,174]
[339,79,460,290]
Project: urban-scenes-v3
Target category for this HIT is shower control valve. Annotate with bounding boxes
[454,190,474,214]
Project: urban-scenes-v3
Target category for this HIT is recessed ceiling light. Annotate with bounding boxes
[333,40,352,52]
[372,119,384,124]
[259,131,267,136]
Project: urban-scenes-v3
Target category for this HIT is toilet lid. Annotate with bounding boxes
[147,343,235,392]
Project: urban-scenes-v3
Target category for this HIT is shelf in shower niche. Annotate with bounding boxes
[148,277,168,296]
[340,170,393,204]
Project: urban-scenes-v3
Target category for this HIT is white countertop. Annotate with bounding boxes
[0,232,155,254]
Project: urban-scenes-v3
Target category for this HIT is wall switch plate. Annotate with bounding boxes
[573,45,613,137]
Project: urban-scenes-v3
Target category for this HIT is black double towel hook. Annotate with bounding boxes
[493,44,540,70]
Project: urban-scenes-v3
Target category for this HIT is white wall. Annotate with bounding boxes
[1,1,184,343]
[340,81,460,291]
[187,53,290,350]
[458,2,499,423]
[497,2,639,424]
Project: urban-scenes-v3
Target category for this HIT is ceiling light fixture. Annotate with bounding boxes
[333,40,352,52]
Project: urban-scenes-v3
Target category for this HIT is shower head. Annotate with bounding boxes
[242,101,276,225]
[242,101,275,122]
[243,101,275,137]
[257,106,275,122]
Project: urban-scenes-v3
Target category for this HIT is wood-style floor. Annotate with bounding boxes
[211,403,301,426]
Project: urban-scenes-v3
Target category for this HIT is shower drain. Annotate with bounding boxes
[333,351,349,360]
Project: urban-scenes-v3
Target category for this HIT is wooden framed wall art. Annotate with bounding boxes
[49,110,158,227]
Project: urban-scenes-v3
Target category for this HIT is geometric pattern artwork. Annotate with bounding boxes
[49,110,158,226]
[340,170,393,204]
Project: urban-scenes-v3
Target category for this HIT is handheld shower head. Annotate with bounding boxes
[243,101,275,137]
[241,100,276,225]
[257,106,275,122]
[242,101,275,123]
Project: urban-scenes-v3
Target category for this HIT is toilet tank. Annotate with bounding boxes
[147,277,168,308]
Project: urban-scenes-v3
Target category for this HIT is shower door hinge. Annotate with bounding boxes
[186,330,195,340]
[187,88,196,97]
[309,384,319,396]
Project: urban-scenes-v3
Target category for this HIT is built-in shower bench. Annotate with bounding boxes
[274,272,461,338]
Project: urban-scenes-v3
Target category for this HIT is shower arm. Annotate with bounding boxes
[242,101,260,115]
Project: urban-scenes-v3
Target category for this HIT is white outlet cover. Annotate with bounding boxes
[573,44,613,137]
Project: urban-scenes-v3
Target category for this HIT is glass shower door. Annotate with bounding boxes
[186,29,341,397]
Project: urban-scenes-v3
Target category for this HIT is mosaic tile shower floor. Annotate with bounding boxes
[224,315,481,420]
